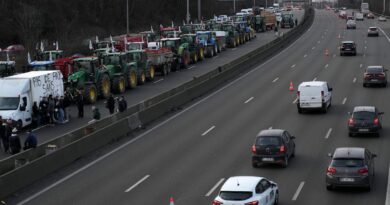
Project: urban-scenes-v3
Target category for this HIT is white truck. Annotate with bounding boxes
[0,71,64,128]
[361,3,369,16]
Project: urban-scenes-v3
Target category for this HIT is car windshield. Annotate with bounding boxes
[366,67,383,73]
[0,97,20,110]
[353,111,375,120]
[331,158,364,167]
[342,43,354,48]
[256,136,281,146]
[219,191,253,200]
[369,28,378,31]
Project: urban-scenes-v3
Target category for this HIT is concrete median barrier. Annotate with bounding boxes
[0,7,314,200]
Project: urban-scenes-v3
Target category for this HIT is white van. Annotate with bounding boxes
[297,81,332,113]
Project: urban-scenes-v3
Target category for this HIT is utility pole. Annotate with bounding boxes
[234,0,236,13]
[198,0,201,21]
[186,0,190,24]
[383,0,386,14]
[126,0,129,35]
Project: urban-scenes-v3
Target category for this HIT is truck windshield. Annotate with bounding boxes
[0,97,20,110]
[74,61,93,72]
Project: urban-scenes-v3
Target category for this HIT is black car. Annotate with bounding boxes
[326,147,376,191]
[348,106,383,137]
[340,41,357,56]
[252,129,295,168]
[363,66,388,87]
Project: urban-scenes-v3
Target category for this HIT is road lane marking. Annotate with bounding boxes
[206,178,225,197]
[213,56,219,59]
[269,126,273,129]
[125,175,150,192]
[232,48,237,51]
[364,46,367,49]
[304,54,307,58]
[16,16,316,205]
[325,128,333,139]
[332,54,336,58]
[385,165,390,205]
[312,46,315,50]
[353,77,357,83]
[360,64,363,68]
[292,181,305,201]
[378,27,390,43]
[244,97,254,104]
[342,97,347,105]
[153,79,164,84]
[202,126,216,136]
[324,64,329,69]
[313,77,317,81]
[272,77,279,83]
[291,64,296,68]
[293,97,298,104]
[363,54,366,57]
[365,40,367,44]
[317,41,321,44]
[188,66,195,70]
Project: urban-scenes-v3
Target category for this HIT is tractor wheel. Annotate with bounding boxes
[84,84,97,104]
[98,74,111,99]
[192,53,198,64]
[138,71,146,85]
[113,76,126,94]
[128,70,137,89]
[199,48,205,61]
[147,65,155,81]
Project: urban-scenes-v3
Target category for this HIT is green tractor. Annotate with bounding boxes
[281,13,295,28]
[180,34,205,63]
[222,24,240,48]
[251,15,266,32]
[101,52,138,92]
[126,49,156,83]
[68,57,111,104]
[161,37,191,70]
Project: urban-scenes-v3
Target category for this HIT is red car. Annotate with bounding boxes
[2,44,25,53]
[367,13,375,19]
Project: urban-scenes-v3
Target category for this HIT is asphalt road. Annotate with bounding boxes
[7,9,390,205]
[0,10,304,160]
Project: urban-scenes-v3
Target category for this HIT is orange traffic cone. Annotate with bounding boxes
[169,197,175,205]
[289,81,294,91]
[325,49,329,56]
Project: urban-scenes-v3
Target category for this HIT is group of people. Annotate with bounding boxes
[32,93,73,128]
[0,117,37,155]
[92,95,128,121]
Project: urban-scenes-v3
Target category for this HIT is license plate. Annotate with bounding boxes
[345,49,351,50]
[340,178,355,182]
[359,129,369,132]
[262,158,274,162]
[371,79,378,82]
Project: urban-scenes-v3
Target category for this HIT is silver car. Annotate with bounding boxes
[368,27,379,37]
[326,147,376,191]
[346,20,356,29]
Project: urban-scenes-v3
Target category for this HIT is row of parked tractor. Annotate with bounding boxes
[0,9,293,105]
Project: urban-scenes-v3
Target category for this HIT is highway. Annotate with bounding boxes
[8,9,390,205]
[0,11,304,160]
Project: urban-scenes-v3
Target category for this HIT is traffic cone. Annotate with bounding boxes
[325,49,329,56]
[289,81,294,91]
[169,197,175,205]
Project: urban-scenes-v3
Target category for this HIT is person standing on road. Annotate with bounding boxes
[0,117,3,152]
[9,128,21,155]
[24,129,37,150]
[118,96,127,112]
[32,101,40,128]
[106,94,116,115]
[295,18,298,26]
[63,90,73,121]
[76,90,84,118]
[92,106,101,120]
[1,120,12,153]
[48,95,55,125]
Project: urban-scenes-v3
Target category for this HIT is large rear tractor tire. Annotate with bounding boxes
[147,65,155,81]
[138,71,146,85]
[128,70,137,89]
[113,76,126,94]
[98,74,111,99]
[84,84,98,104]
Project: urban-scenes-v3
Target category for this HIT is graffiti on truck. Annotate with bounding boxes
[32,72,62,96]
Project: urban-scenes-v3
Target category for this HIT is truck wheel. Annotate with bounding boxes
[128,70,137,89]
[113,76,126,93]
[147,65,155,81]
[98,74,111,99]
[84,84,97,104]
[138,71,146,85]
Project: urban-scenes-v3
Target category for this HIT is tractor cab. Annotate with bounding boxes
[0,60,16,77]
[161,38,181,53]
[41,50,63,61]
[69,57,100,85]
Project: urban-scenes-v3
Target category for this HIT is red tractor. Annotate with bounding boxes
[53,55,82,81]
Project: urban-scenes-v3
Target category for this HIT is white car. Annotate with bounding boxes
[297,81,333,113]
[355,12,364,21]
[213,176,279,205]
[379,16,387,21]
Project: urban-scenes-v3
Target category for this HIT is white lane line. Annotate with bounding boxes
[304,54,307,58]
[205,178,225,197]
[378,27,390,43]
[325,128,333,139]
[213,56,219,59]
[363,54,366,57]
[364,46,367,49]
[365,40,367,44]
[153,79,164,84]
[324,64,329,69]
[202,126,216,136]
[317,41,321,44]
[332,54,336,58]
[312,46,316,50]
[244,97,254,104]
[342,97,347,105]
[313,77,317,81]
[293,97,298,104]
[360,64,363,68]
[17,14,317,205]
[125,175,150,193]
[232,48,237,51]
[292,181,305,201]
[272,77,279,83]
[188,66,195,70]
[353,77,357,83]
[291,64,296,68]
[268,126,273,129]
[385,165,390,205]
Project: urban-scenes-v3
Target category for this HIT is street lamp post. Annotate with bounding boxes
[187,0,190,23]
[198,0,201,21]
[126,0,129,35]
[234,0,236,13]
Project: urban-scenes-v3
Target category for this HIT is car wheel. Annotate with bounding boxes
[252,161,259,168]
[326,184,334,191]
[291,148,295,157]
[375,132,380,137]
[274,191,279,205]
[348,132,353,137]
[297,105,302,114]
[363,83,367,87]
[281,156,288,168]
